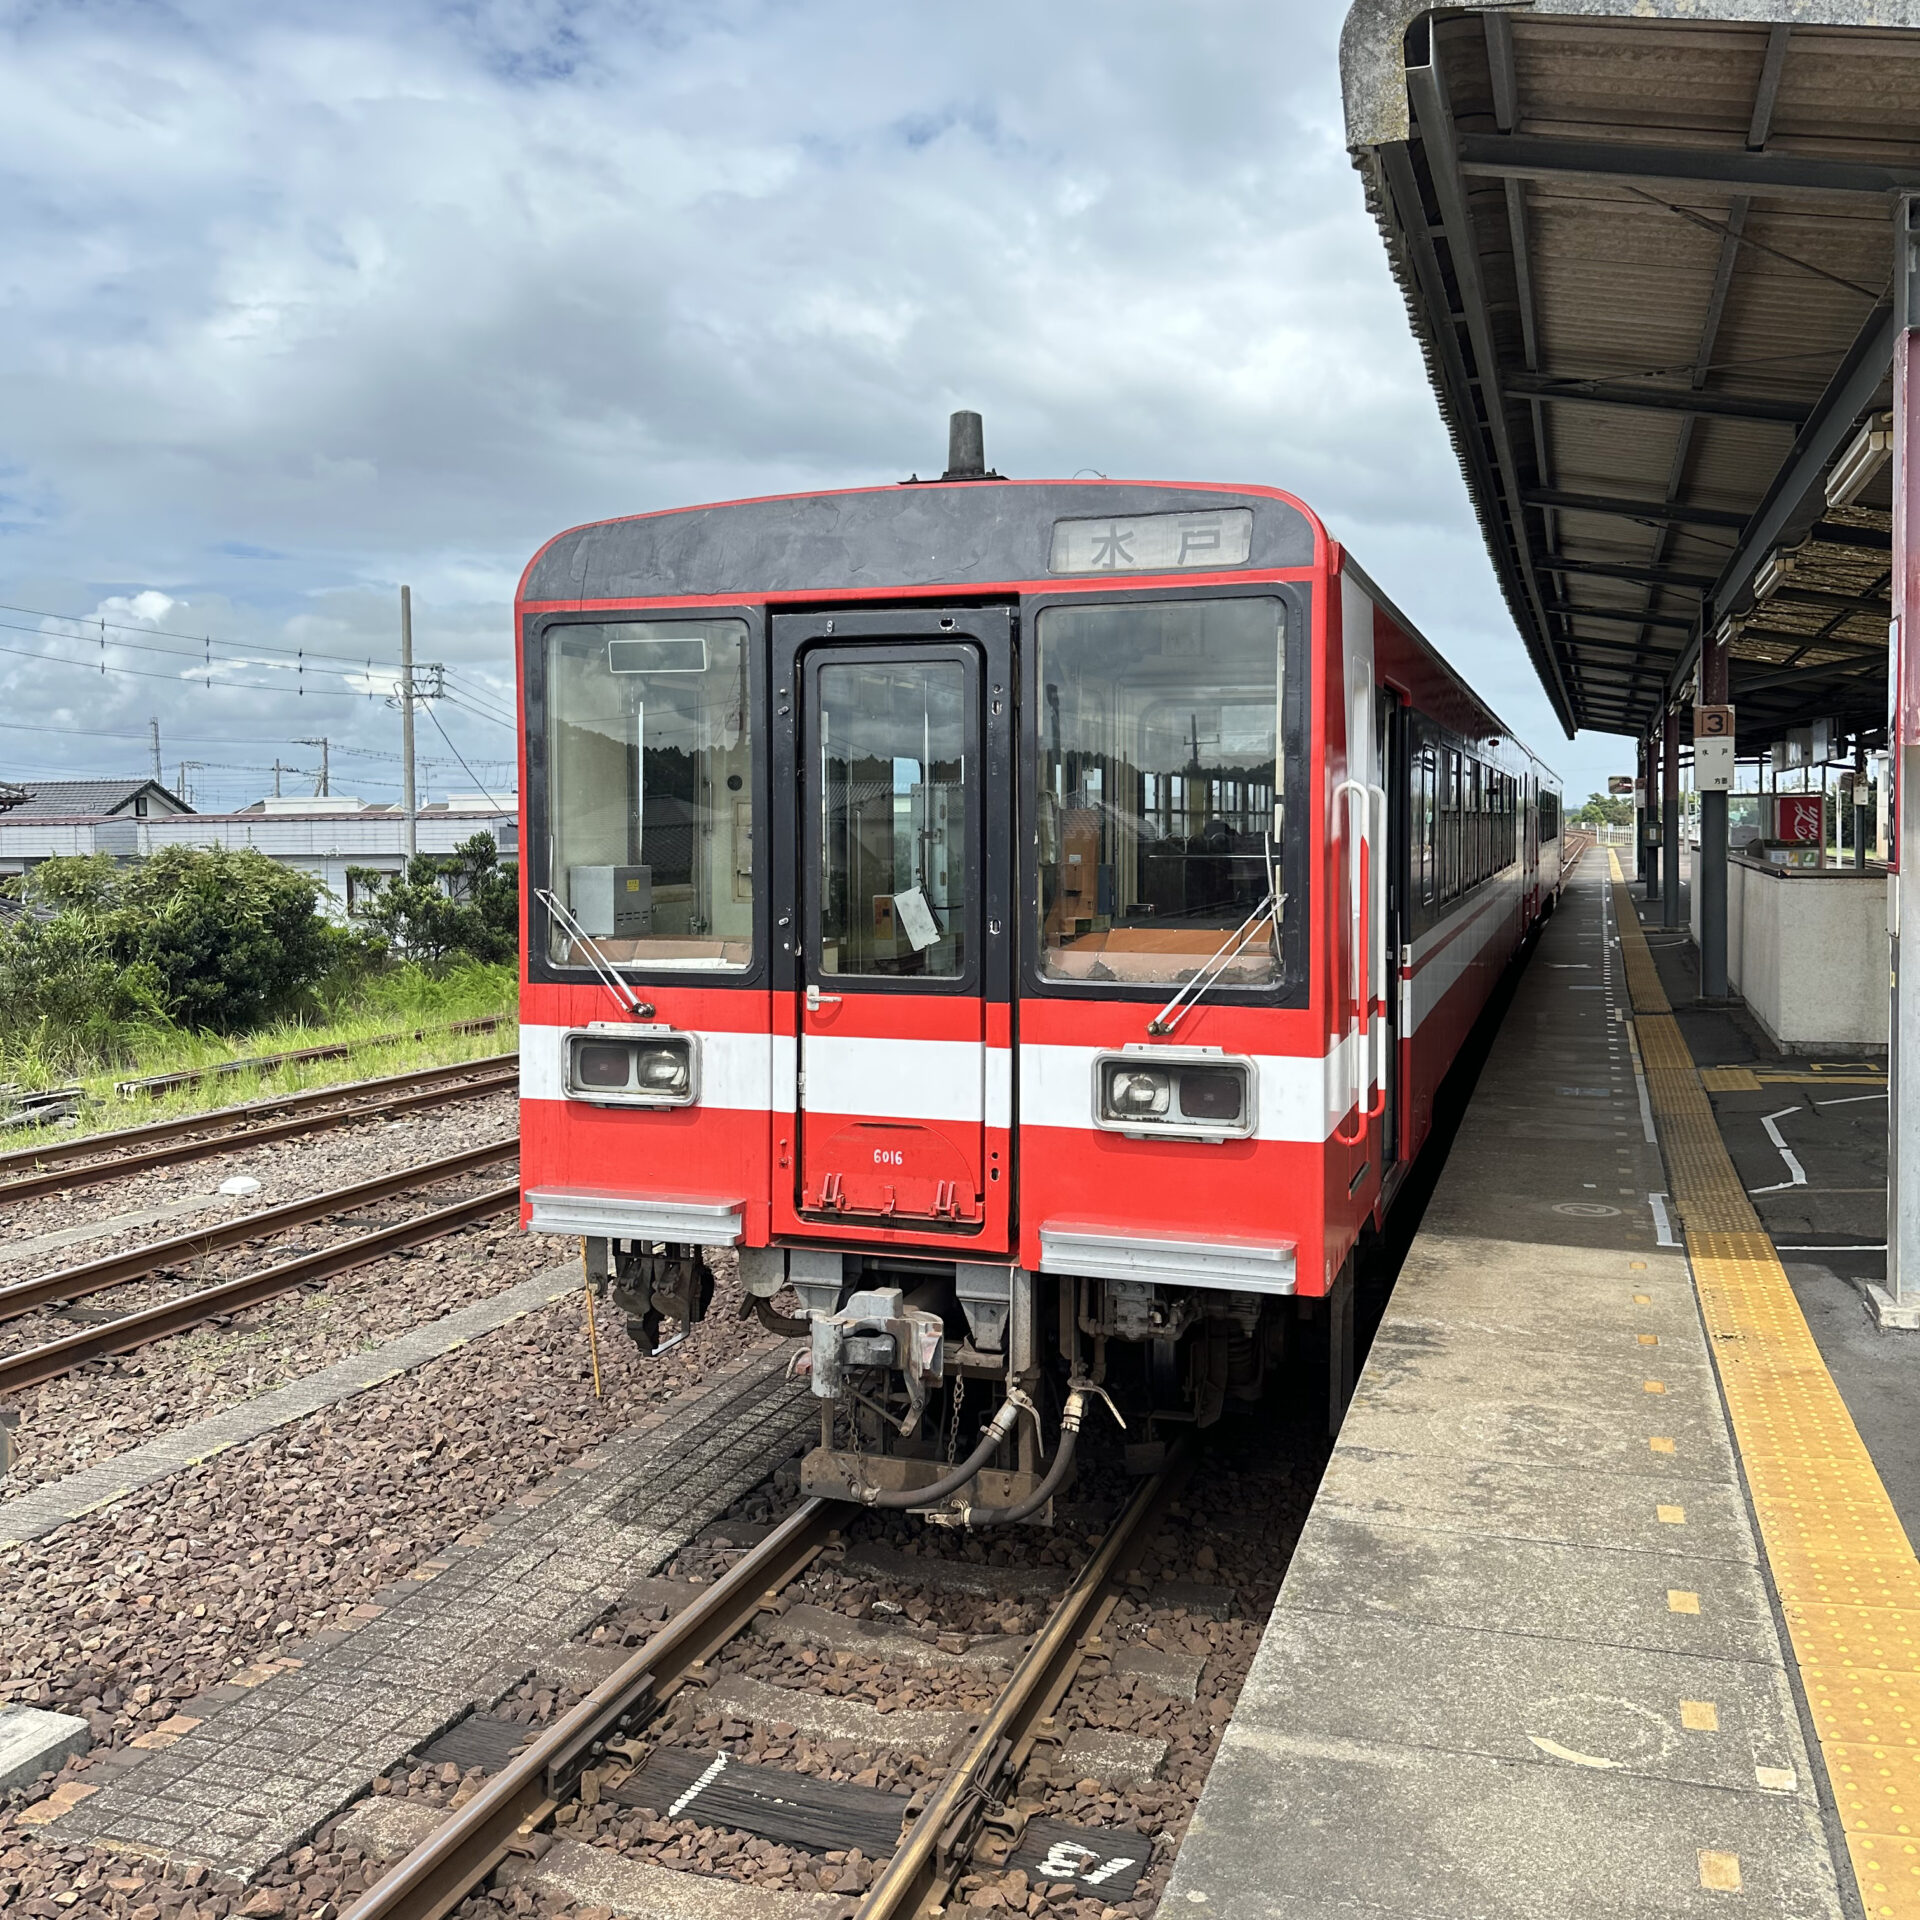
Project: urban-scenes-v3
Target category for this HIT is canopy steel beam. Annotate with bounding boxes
[1712,300,1897,616]
[1542,556,1716,592]
[1403,52,1577,733]
[1542,603,1697,632]
[1666,296,1899,701]
[1523,489,1750,530]
[1457,132,1920,201]
[1505,372,1809,425]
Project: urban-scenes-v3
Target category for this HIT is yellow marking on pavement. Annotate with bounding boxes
[1659,1504,1687,1525]
[1670,1590,1701,1614]
[1630,1260,1648,1271]
[1634,1292,1652,1304]
[1702,1067,1763,1092]
[1644,1380,1667,1394]
[1698,1850,1743,1892]
[1638,1332,1659,1346]
[1651,1437,1675,1454]
[1682,1700,1720,1731]
[1611,849,1920,1916]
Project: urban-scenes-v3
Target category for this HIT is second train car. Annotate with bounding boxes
[517,415,1562,1523]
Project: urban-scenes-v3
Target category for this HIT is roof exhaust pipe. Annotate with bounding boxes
[942,409,998,482]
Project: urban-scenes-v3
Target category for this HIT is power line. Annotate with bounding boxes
[421,700,510,810]
[0,598,403,673]
[0,634,379,700]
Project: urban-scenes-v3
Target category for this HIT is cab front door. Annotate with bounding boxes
[771,607,1014,1251]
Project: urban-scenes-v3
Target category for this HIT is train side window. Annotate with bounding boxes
[1442,749,1460,902]
[1468,760,1484,887]
[543,616,755,970]
[1034,596,1283,987]
[1416,744,1436,909]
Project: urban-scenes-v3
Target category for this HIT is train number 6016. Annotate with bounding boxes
[872,1147,904,1165]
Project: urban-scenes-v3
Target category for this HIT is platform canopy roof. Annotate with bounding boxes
[1340,1,1920,750]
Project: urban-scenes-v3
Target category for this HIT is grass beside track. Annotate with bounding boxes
[2,962,518,1143]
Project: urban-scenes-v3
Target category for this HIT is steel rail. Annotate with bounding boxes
[0,1136,520,1325]
[341,1498,841,1920]
[0,1054,519,1203]
[0,1177,522,1395]
[856,1443,1191,1920]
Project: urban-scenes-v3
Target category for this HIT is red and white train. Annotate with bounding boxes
[516,416,1561,1521]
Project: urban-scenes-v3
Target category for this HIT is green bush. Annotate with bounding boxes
[0,841,519,1078]
[346,833,519,968]
[0,910,169,1073]
[10,845,358,1039]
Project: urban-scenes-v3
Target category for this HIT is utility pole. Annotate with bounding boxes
[176,761,204,808]
[295,737,330,797]
[148,718,162,783]
[400,586,417,858]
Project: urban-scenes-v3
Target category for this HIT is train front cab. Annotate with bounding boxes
[515,483,1559,1519]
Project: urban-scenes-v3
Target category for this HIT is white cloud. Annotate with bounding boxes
[0,0,1630,811]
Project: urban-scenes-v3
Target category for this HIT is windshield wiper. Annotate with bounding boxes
[1147,835,1283,1038]
[535,886,655,1023]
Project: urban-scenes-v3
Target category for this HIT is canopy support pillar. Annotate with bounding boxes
[1875,195,1920,1330]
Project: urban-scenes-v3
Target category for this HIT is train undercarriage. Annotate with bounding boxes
[583,1236,1313,1525]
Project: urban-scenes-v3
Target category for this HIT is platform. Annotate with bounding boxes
[1162,854,1920,1918]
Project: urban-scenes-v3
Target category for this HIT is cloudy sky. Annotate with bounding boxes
[0,0,1627,815]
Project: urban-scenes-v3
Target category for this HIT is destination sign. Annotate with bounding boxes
[1050,508,1253,575]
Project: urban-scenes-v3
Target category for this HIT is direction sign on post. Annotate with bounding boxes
[1694,706,1736,791]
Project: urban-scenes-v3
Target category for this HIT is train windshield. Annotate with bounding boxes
[1036,596,1282,987]
[544,617,754,971]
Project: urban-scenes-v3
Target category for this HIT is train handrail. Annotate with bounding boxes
[1364,781,1389,1123]
[1333,779,1369,1145]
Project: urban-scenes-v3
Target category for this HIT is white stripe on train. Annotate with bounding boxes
[520,874,1529,1142]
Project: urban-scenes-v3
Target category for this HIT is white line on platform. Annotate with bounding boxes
[1648,1194,1680,1248]
[1749,1108,1809,1194]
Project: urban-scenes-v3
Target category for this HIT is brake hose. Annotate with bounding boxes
[854,1388,1036,1509]
[963,1388,1089,1527]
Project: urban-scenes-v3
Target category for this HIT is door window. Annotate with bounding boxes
[813,658,969,979]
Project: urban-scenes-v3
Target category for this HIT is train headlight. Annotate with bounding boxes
[636,1045,692,1095]
[1093,1051,1254,1140]
[564,1030,698,1107]
[1177,1067,1244,1126]
[1103,1065,1173,1119]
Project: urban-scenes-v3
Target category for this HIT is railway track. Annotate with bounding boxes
[343,1447,1190,1920]
[0,1053,519,1207]
[0,1140,520,1395]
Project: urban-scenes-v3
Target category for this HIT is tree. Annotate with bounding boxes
[19,846,348,1033]
[111,846,349,1030]
[0,910,166,1069]
[1574,790,1634,828]
[0,845,347,1060]
[347,833,519,967]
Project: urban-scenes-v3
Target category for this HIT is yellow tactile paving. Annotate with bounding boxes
[1610,851,1920,1915]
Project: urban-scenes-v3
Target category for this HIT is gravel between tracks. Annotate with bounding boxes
[0,1088,518,1266]
[0,1263,768,1760]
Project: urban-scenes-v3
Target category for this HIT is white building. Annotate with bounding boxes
[0,778,517,921]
